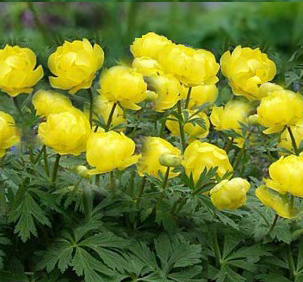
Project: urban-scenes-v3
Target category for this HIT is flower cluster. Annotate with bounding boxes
[1,31,303,219]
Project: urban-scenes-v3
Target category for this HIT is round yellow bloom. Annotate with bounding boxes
[99,66,147,110]
[131,32,172,59]
[147,74,182,112]
[132,57,163,76]
[137,137,181,179]
[264,153,303,197]
[86,131,141,175]
[221,46,276,100]
[210,178,250,210]
[158,44,219,86]
[182,84,218,109]
[32,90,73,118]
[278,121,303,153]
[166,110,210,139]
[38,108,91,155]
[210,100,252,132]
[85,96,126,131]
[258,82,284,98]
[257,90,303,134]
[48,39,104,94]
[182,141,233,183]
[0,45,43,97]
[0,112,20,157]
[255,185,293,219]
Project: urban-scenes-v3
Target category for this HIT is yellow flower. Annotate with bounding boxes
[132,57,163,76]
[210,100,252,132]
[221,46,276,100]
[166,110,210,140]
[38,108,91,155]
[258,82,284,98]
[99,66,147,110]
[32,90,73,118]
[182,84,218,109]
[255,185,293,219]
[182,141,233,183]
[84,96,126,131]
[158,44,219,86]
[86,131,141,175]
[146,74,182,112]
[278,121,303,153]
[257,90,303,134]
[48,39,104,94]
[0,45,43,97]
[263,153,303,197]
[131,32,172,59]
[137,137,181,179]
[0,111,20,157]
[210,178,250,210]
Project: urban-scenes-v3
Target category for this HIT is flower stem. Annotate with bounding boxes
[51,154,61,186]
[106,102,117,131]
[212,228,221,268]
[286,244,295,280]
[184,86,192,109]
[95,174,100,186]
[136,176,147,209]
[177,101,186,152]
[43,146,50,177]
[34,145,45,165]
[110,170,115,196]
[88,88,94,129]
[157,167,170,206]
[12,97,24,120]
[267,214,279,234]
[287,126,299,155]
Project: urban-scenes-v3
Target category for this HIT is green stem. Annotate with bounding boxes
[136,176,147,209]
[43,146,50,177]
[224,137,234,153]
[290,195,295,215]
[267,214,279,235]
[34,145,45,164]
[159,118,166,138]
[95,174,100,186]
[286,244,295,280]
[110,170,115,196]
[51,154,61,186]
[212,228,221,268]
[12,97,24,120]
[287,126,299,155]
[177,101,186,152]
[106,102,117,131]
[88,88,94,129]
[129,170,136,198]
[157,167,170,206]
[184,86,192,109]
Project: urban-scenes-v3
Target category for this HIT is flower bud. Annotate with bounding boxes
[248,114,259,125]
[76,165,91,179]
[145,90,158,102]
[159,153,181,167]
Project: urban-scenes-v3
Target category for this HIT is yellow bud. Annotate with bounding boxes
[221,45,276,100]
[0,45,43,97]
[145,90,158,102]
[0,111,20,157]
[159,153,181,167]
[76,165,91,179]
[210,178,250,210]
[247,114,259,125]
[99,66,147,110]
[257,90,303,134]
[48,38,104,94]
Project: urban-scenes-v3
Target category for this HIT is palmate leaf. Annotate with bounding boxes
[9,189,51,242]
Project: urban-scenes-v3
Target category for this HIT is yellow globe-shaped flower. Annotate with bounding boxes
[221,46,276,100]
[132,57,163,76]
[210,178,250,210]
[86,131,141,175]
[158,44,219,86]
[137,137,181,179]
[99,66,147,110]
[255,185,293,219]
[264,153,303,197]
[38,108,91,155]
[131,32,172,59]
[0,45,43,97]
[210,100,252,132]
[182,84,218,109]
[48,39,104,94]
[32,90,73,118]
[166,110,210,140]
[257,90,303,134]
[0,111,20,157]
[182,141,233,183]
[278,121,303,153]
[146,74,182,112]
